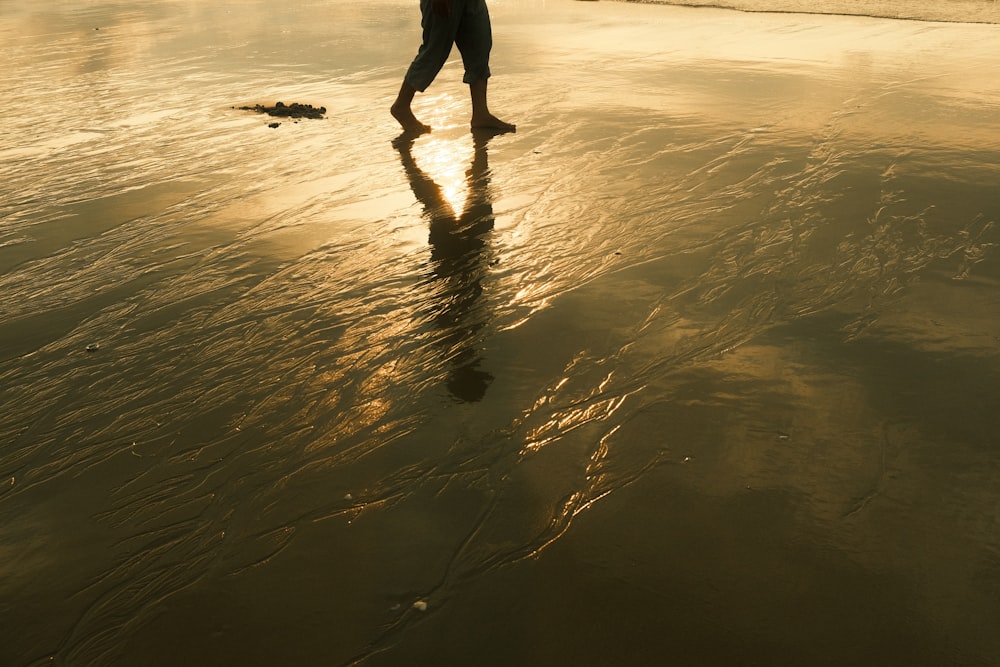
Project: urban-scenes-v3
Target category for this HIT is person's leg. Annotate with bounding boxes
[391,80,429,133]
[392,0,460,132]
[454,0,514,132]
[469,79,515,132]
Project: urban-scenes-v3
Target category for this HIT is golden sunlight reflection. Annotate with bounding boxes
[4,1,1000,665]
[410,136,472,216]
[303,359,398,455]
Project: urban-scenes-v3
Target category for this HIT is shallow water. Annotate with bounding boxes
[2,0,1000,665]
[630,0,1000,24]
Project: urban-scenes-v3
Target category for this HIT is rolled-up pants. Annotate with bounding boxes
[404,0,493,92]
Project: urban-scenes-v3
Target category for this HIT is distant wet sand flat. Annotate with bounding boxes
[1,0,999,665]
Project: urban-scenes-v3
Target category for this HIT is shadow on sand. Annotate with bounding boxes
[394,129,503,402]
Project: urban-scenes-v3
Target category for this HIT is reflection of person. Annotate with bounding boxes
[394,131,498,401]
[391,0,515,135]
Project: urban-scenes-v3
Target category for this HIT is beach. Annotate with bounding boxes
[2,0,1000,664]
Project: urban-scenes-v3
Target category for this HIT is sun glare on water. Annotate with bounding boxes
[411,135,474,216]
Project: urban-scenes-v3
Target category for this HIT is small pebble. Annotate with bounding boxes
[85,343,100,352]
[268,122,281,128]
[412,600,427,612]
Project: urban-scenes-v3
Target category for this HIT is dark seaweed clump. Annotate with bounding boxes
[236,101,326,119]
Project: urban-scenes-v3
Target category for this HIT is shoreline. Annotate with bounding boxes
[614,0,1000,25]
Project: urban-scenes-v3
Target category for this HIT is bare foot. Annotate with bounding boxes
[391,103,430,134]
[471,112,516,133]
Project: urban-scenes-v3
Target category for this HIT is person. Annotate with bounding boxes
[391,0,515,134]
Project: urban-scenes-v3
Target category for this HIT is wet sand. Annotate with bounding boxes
[2,0,1000,664]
